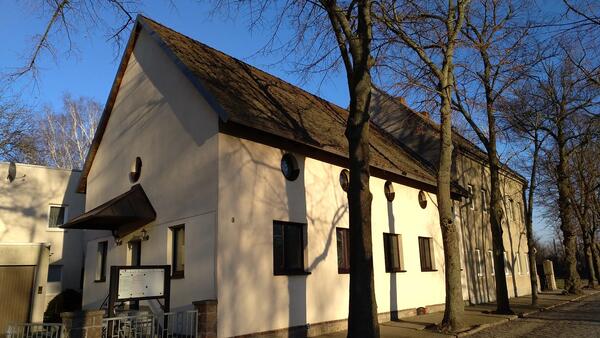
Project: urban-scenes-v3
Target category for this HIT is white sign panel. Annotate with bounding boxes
[117,268,165,300]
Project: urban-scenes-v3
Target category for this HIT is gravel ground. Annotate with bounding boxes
[470,292,600,338]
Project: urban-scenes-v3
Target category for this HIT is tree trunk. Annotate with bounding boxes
[556,125,582,294]
[581,229,596,288]
[438,81,465,331]
[346,82,379,338]
[489,155,513,313]
[343,3,379,337]
[592,233,600,283]
[524,137,540,305]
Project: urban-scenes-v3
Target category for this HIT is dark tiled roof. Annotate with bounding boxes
[139,17,436,184]
[77,16,442,192]
[371,88,526,184]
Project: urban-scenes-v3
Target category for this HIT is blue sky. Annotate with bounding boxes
[1,1,349,111]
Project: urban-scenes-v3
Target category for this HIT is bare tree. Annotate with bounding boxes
[7,0,142,81]
[450,0,540,312]
[566,124,600,287]
[320,2,380,337]
[0,95,42,163]
[535,57,600,294]
[560,1,600,87]
[500,82,549,305]
[39,94,101,170]
[376,0,470,331]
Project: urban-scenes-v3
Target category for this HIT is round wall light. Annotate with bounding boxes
[281,153,300,181]
[418,190,428,209]
[340,169,350,192]
[384,181,395,202]
[129,157,142,183]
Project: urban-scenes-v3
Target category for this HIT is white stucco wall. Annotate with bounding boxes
[0,162,85,320]
[81,28,219,310]
[217,135,451,337]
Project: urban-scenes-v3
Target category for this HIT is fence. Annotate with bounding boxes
[7,311,198,338]
[5,323,63,338]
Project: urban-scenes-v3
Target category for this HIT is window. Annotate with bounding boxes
[467,184,475,210]
[503,251,510,275]
[418,190,428,209]
[510,199,515,221]
[336,228,350,273]
[418,237,435,271]
[47,265,62,283]
[505,198,514,221]
[517,202,524,223]
[273,221,307,275]
[487,250,495,276]
[383,233,404,272]
[95,241,107,282]
[517,252,523,275]
[481,189,488,212]
[48,205,67,228]
[129,157,142,183]
[171,225,185,278]
[280,154,300,181]
[339,169,349,192]
[475,249,483,277]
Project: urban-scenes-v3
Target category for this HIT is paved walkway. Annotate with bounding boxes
[316,290,600,338]
[470,291,600,338]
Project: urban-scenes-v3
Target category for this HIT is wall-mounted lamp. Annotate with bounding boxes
[111,230,123,246]
[140,229,149,241]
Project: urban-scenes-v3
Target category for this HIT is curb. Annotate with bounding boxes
[453,291,600,337]
[453,314,518,338]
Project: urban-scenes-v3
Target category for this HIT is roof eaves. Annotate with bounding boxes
[76,18,144,193]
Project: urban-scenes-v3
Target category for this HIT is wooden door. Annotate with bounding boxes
[0,266,35,335]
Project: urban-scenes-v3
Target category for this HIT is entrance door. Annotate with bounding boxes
[0,266,35,334]
[130,240,141,266]
[129,241,142,310]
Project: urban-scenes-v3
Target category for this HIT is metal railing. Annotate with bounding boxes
[6,323,63,338]
[103,311,198,338]
[160,311,198,338]
[103,313,155,338]
[7,310,198,338]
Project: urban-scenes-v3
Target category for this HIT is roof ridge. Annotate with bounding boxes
[139,15,441,182]
[371,86,526,183]
[138,15,350,116]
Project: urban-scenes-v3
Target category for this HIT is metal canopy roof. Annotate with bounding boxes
[61,184,156,238]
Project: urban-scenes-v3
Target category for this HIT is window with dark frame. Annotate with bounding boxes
[481,189,488,212]
[418,237,435,271]
[475,249,483,276]
[48,205,67,228]
[518,202,524,223]
[95,241,107,282]
[47,265,62,283]
[273,221,307,275]
[487,250,495,276]
[383,233,404,272]
[467,185,475,210]
[336,228,350,273]
[171,225,185,278]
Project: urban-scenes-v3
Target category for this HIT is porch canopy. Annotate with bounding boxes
[61,184,156,238]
